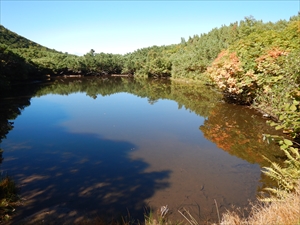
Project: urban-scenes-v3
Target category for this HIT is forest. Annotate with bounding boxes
[0,14,299,223]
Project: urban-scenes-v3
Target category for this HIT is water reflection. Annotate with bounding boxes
[0,96,29,143]
[200,103,285,167]
[0,77,284,223]
[200,102,286,195]
[35,77,221,119]
[0,80,51,145]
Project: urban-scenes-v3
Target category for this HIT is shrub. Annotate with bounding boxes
[207,50,257,104]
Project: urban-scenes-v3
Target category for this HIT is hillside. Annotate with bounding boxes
[0,25,64,89]
[0,25,58,52]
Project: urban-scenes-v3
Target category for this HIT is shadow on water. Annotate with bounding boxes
[6,127,171,223]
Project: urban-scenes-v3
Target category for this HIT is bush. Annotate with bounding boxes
[207,50,257,104]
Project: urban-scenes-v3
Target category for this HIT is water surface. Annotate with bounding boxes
[0,78,284,223]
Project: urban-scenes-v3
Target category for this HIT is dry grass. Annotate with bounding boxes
[218,181,300,225]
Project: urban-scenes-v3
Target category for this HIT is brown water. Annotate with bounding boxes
[0,78,284,224]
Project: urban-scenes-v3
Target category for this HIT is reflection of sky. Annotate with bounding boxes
[40,93,206,145]
[5,95,68,143]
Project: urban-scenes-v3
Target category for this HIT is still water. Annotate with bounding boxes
[0,78,284,223]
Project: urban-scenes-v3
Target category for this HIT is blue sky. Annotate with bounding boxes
[0,1,298,55]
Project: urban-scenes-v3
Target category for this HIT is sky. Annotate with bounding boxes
[0,1,299,55]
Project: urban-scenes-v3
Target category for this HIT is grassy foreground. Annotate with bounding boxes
[215,181,300,225]
[145,183,300,225]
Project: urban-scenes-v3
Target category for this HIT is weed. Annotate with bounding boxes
[0,174,20,221]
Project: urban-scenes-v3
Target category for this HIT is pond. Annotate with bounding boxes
[0,77,285,223]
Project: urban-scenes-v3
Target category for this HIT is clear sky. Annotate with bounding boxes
[0,1,299,55]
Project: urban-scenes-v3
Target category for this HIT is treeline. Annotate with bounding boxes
[0,26,124,91]
[1,15,297,80]
[35,77,221,118]
[1,15,298,83]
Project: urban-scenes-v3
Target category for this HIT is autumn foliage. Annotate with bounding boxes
[207,50,257,104]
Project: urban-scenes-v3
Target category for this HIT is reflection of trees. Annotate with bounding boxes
[0,99,29,142]
[200,103,285,167]
[200,103,287,194]
[0,77,222,160]
[35,77,222,118]
[0,82,45,144]
[35,77,286,168]
[170,82,221,118]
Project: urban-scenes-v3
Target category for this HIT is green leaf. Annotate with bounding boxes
[280,144,288,150]
[270,122,278,127]
[284,104,290,111]
[283,139,293,146]
[290,104,297,111]
[275,125,284,130]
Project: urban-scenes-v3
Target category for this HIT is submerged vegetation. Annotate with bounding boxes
[0,13,299,224]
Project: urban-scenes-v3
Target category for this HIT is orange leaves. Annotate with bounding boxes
[255,48,289,80]
[214,49,228,63]
[229,51,240,64]
[207,50,247,96]
[256,48,288,63]
[268,49,288,58]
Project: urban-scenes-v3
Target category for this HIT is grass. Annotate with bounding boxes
[215,180,300,225]
[0,173,20,222]
[144,205,179,225]
[145,182,300,225]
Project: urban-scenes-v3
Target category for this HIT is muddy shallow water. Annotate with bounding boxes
[0,78,284,224]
